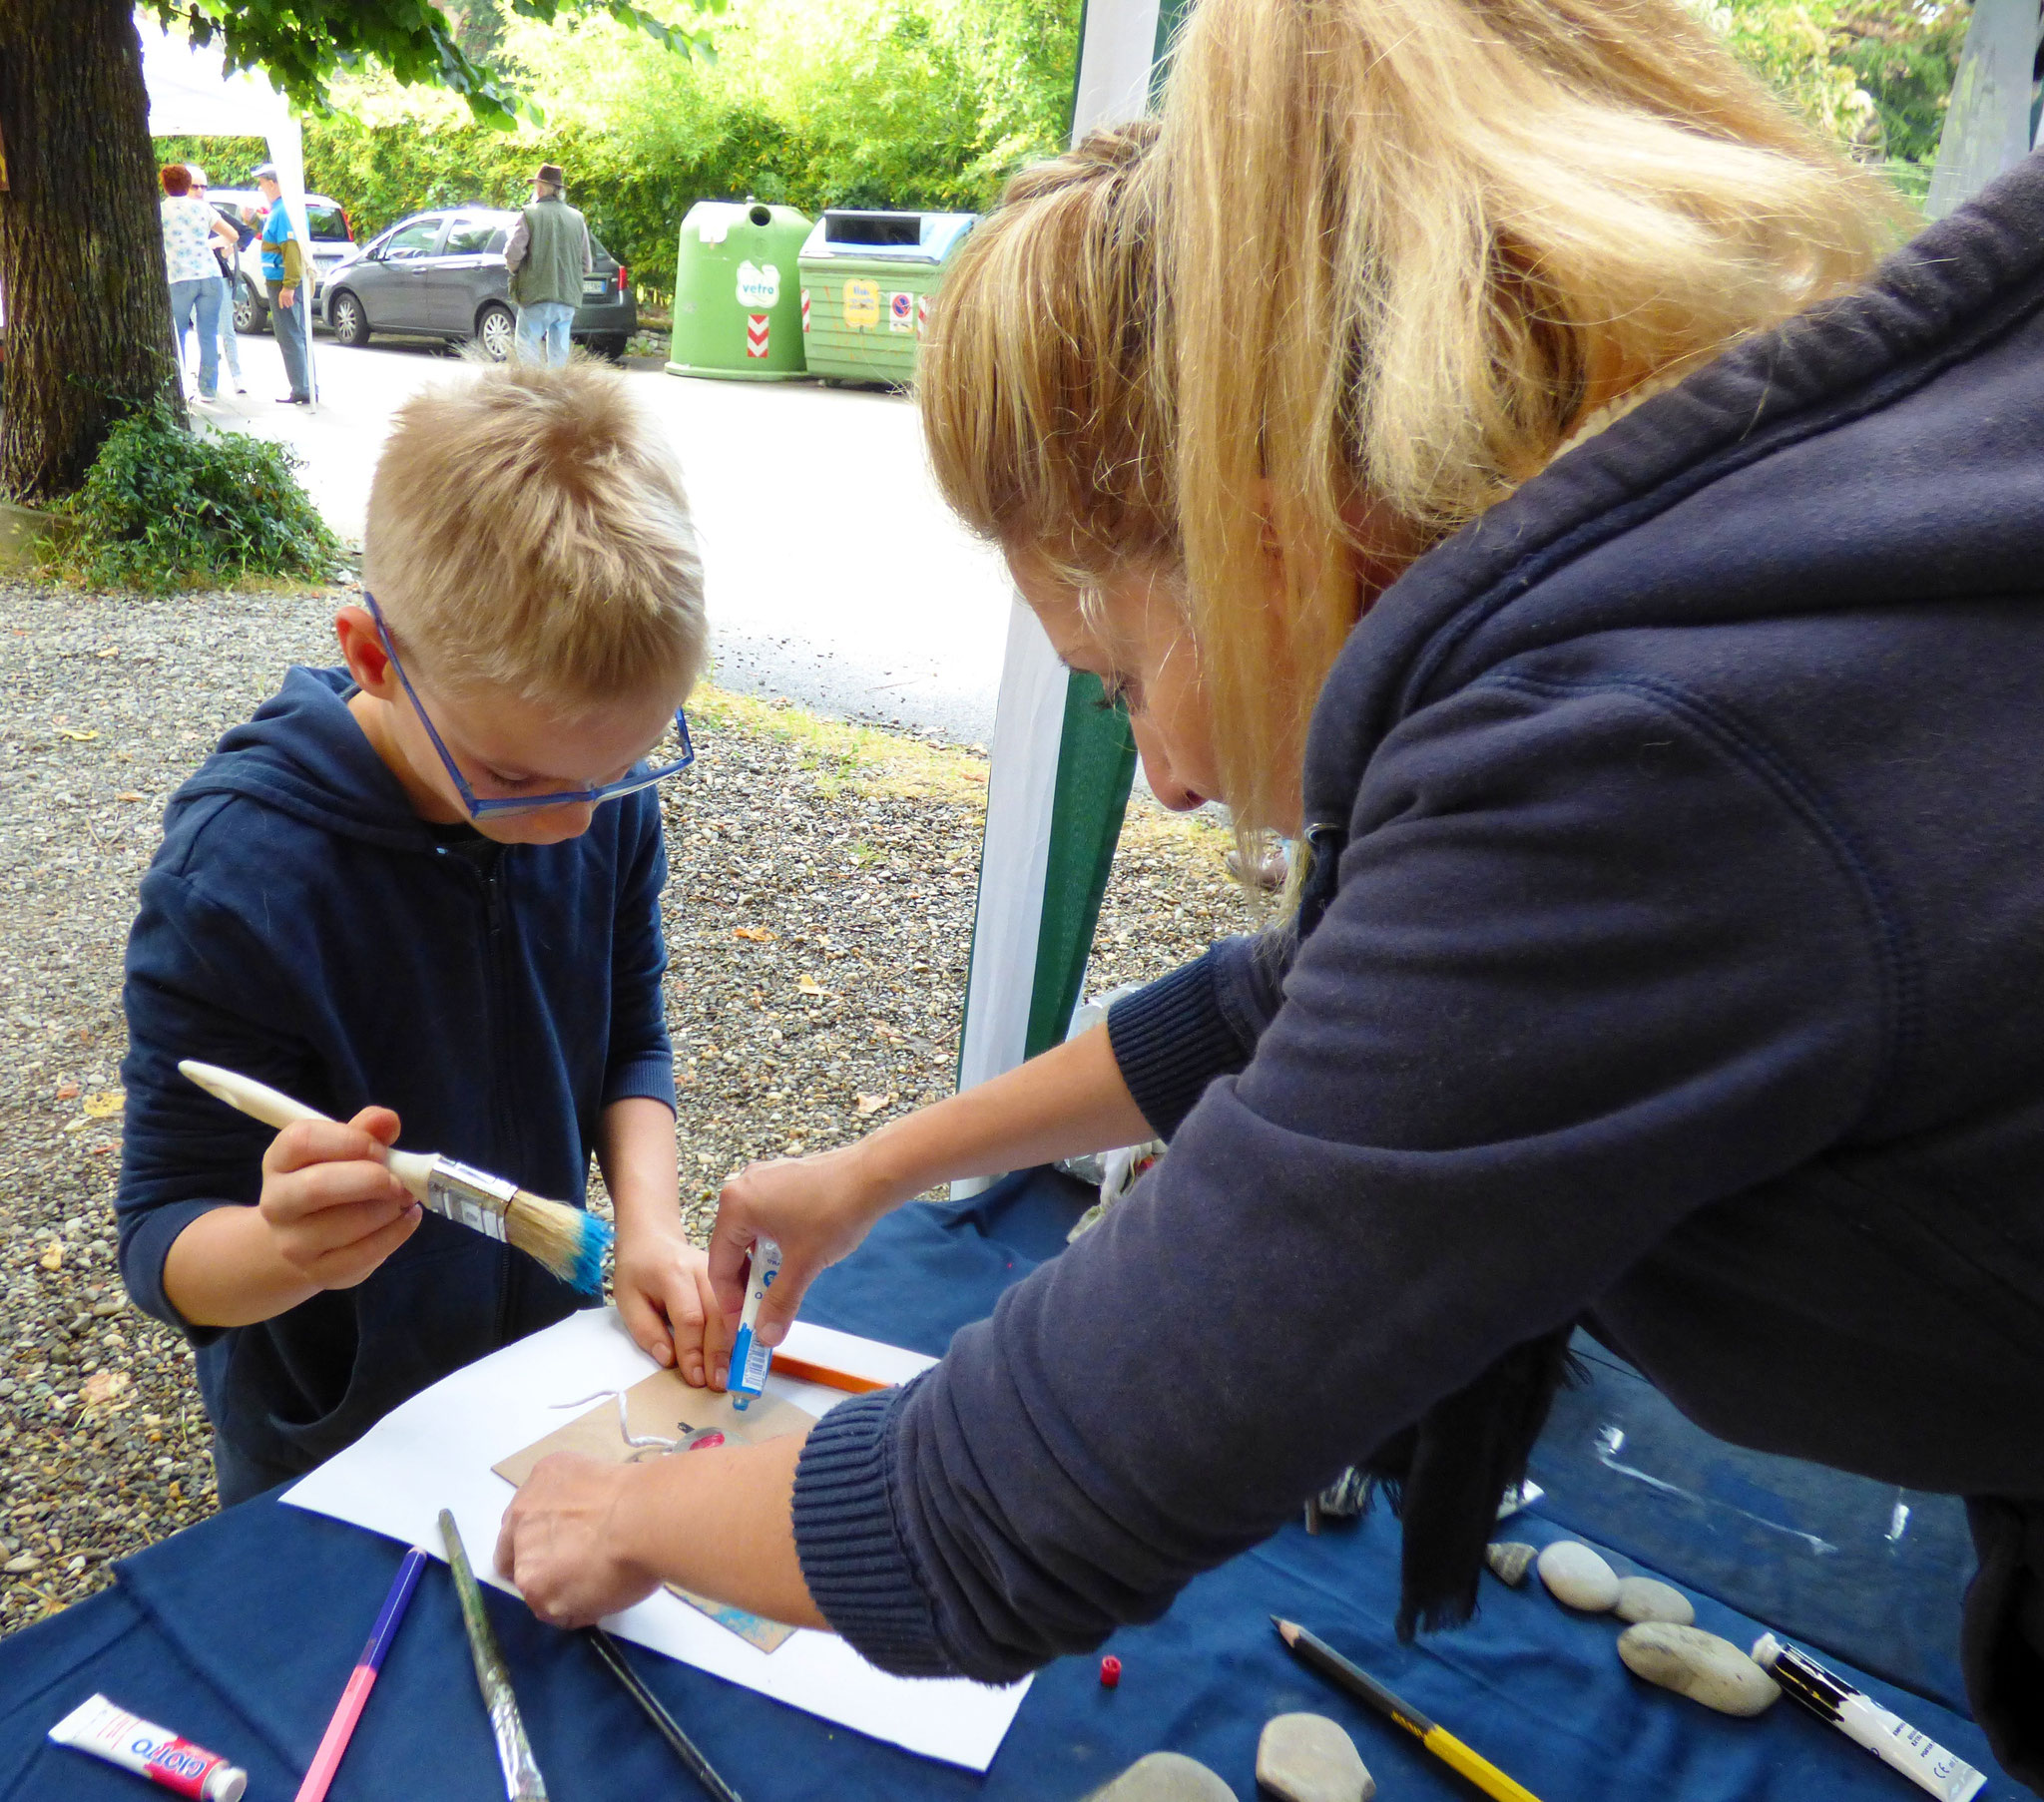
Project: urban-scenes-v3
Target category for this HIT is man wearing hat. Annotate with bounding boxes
[503,163,592,366]
[252,163,311,404]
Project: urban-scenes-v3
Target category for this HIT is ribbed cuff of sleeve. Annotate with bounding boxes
[119,1198,231,1345]
[1107,950,1248,1139]
[791,1387,957,1677]
[602,1051,677,1115]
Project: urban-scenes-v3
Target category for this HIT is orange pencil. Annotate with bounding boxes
[765,1353,889,1396]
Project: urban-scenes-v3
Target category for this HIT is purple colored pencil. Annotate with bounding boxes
[293,1546,429,1802]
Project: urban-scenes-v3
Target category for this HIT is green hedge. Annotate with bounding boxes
[52,407,342,593]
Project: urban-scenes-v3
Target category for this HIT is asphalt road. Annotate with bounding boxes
[198,330,1015,743]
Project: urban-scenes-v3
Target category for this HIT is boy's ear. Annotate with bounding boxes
[334,603,399,699]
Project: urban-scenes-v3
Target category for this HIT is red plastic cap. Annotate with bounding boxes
[1099,1655,1122,1688]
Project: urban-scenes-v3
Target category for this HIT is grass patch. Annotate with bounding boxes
[691,681,1238,876]
[689,684,990,807]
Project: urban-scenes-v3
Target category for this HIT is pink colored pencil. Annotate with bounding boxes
[293,1546,428,1802]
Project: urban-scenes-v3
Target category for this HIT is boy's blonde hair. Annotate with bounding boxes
[362,358,707,706]
[921,0,1907,842]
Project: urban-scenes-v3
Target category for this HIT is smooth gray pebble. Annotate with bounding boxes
[1256,1712,1374,1802]
[1618,1622,1782,1716]
[1087,1751,1239,1802]
[1537,1540,1621,1611]
[1614,1576,1695,1626]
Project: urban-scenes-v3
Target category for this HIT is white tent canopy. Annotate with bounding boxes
[137,12,317,399]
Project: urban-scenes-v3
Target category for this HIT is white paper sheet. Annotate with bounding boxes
[282,1308,1030,1770]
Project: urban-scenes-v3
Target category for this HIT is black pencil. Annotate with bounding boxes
[583,1626,746,1802]
[1273,1616,1543,1802]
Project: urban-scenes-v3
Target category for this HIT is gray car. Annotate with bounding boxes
[317,208,636,360]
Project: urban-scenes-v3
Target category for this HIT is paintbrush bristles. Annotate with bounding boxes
[506,1189,614,1296]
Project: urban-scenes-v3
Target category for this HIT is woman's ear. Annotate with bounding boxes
[333,604,399,699]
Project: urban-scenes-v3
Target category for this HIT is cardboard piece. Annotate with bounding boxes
[493,1372,815,1652]
[282,1309,1031,1771]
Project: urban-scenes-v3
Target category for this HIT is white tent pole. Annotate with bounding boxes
[949,0,1163,1197]
[1925,0,2044,218]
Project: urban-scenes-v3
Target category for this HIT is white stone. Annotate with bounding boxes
[1536,1540,1621,1611]
[1614,1577,1695,1626]
[1618,1623,1782,1717]
[1088,1751,1238,1802]
[1485,1541,1537,1586]
[1256,1712,1375,1802]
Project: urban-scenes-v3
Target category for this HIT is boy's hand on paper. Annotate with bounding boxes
[496,1452,660,1628]
[710,1144,887,1352]
[258,1108,420,1288]
[613,1231,731,1388]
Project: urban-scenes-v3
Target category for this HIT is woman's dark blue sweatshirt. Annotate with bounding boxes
[788,158,2044,1775]
[117,667,675,1500]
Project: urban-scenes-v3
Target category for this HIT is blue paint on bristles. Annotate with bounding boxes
[566,1210,614,1297]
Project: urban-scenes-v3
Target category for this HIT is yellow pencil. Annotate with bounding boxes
[1273,1616,1544,1802]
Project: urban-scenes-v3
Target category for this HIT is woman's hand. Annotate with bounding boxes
[707,1142,896,1353]
[497,1438,827,1633]
[495,1452,661,1628]
[612,1228,732,1387]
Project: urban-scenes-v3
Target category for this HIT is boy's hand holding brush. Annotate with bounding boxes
[171,1063,731,1387]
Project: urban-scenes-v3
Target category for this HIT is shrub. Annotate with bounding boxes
[52,408,343,594]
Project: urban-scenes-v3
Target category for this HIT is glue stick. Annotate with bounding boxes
[1751,1635,1984,1802]
[727,1237,783,1411]
[48,1694,248,1801]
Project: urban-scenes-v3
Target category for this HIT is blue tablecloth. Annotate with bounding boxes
[0,1169,2017,1801]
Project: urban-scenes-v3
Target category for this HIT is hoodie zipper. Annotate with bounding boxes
[438,841,519,1339]
[480,850,521,1342]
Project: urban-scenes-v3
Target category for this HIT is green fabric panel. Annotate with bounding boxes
[1025,671,1138,1060]
[1150,0,1189,100]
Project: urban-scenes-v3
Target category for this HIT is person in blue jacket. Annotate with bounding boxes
[119,358,722,1505]
[251,163,311,405]
[495,0,2044,1786]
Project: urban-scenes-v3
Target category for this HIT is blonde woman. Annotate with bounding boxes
[499,0,2044,1780]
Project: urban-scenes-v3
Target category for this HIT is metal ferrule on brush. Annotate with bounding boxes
[424,1159,519,1243]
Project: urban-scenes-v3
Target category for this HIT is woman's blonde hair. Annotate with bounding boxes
[922,0,1909,847]
[1156,0,1909,835]
[921,121,1175,582]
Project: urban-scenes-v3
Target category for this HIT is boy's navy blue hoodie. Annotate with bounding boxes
[789,159,2044,1783]
[119,667,675,1503]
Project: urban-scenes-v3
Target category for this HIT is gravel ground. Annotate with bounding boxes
[0,574,1259,1634]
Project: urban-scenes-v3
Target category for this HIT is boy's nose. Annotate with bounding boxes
[523,800,600,840]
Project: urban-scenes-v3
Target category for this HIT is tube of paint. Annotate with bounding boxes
[47,1694,248,1802]
[1751,1635,1984,1802]
[726,1236,783,1411]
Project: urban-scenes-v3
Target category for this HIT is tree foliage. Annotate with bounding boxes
[160,0,1081,307]
[144,0,719,127]
[1710,0,1971,203]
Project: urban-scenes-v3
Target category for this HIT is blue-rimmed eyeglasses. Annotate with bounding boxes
[362,591,695,818]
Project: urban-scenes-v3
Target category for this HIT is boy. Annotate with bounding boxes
[118,359,722,1505]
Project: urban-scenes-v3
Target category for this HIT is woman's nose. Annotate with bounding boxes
[1130,716,1203,813]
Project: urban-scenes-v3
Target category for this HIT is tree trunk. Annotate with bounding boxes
[0,0,182,504]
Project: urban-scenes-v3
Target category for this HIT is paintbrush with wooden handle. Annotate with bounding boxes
[178,1059,612,1294]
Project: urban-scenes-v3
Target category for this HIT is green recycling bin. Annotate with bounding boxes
[666,199,812,382]
[796,210,977,386]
